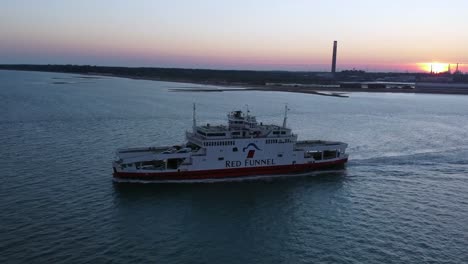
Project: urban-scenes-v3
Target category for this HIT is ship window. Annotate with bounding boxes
[273,131,280,135]
[233,147,238,152]
[278,154,283,157]
[218,157,224,161]
[312,152,323,160]
[232,132,240,136]
[208,133,226,137]
[323,150,337,159]
[281,131,286,135]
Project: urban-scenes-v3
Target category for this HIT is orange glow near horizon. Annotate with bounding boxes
[418,62,450,73]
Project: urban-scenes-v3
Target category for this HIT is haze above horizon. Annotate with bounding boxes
[1,0,467,72]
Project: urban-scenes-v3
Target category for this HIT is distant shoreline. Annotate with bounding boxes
[2,66,468,96]
[79,72,468,97]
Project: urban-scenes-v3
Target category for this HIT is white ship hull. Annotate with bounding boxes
[113,107,349,182]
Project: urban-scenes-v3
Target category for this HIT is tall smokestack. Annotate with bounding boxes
[331,41,338,74]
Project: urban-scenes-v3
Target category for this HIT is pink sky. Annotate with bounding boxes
[1,0,468,72]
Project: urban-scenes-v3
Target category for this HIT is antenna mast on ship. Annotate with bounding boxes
[282,104,289,128]
[192,103,197,132]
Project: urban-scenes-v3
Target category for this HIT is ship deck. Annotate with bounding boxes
[294,140,347,150]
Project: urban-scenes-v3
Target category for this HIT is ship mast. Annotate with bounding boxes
[282,104,289,128]
[192,103,197,132]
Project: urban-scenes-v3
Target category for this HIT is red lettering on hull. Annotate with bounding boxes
[114,158,347,182]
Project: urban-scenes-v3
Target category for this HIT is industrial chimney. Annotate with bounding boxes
[331,41,338,74]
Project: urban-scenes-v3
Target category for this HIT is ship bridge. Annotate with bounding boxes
[186,109,297,147]
[228,110,258,130]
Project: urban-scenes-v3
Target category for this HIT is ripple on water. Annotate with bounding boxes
[1,71,468,263]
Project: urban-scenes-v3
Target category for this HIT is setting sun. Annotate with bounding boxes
[418,62,449,73]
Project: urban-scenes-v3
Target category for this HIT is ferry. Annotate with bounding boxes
[112,106,348,182]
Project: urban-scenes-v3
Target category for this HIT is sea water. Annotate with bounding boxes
[1,70,467,263]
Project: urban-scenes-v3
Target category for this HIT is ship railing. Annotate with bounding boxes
[296,140,345,146]
[117,146,169,154]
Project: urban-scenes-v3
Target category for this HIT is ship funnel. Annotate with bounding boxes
[331,41,338,74]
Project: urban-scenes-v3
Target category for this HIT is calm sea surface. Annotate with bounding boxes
[1,70,468,263]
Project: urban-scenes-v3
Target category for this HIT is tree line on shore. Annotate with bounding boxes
[1,64,467,84]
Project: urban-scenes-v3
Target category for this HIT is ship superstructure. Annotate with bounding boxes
[113,106,348,182]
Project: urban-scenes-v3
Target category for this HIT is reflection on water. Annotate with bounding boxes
[112,170,347,201]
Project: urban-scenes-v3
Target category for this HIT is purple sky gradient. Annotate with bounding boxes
[1,0,467,72]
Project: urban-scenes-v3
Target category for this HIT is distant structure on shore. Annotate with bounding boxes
[331,41,338,74]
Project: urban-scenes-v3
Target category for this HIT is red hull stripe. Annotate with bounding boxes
[113,158,348,181]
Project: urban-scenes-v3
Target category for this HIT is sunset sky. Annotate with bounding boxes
[1,0,467,72]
